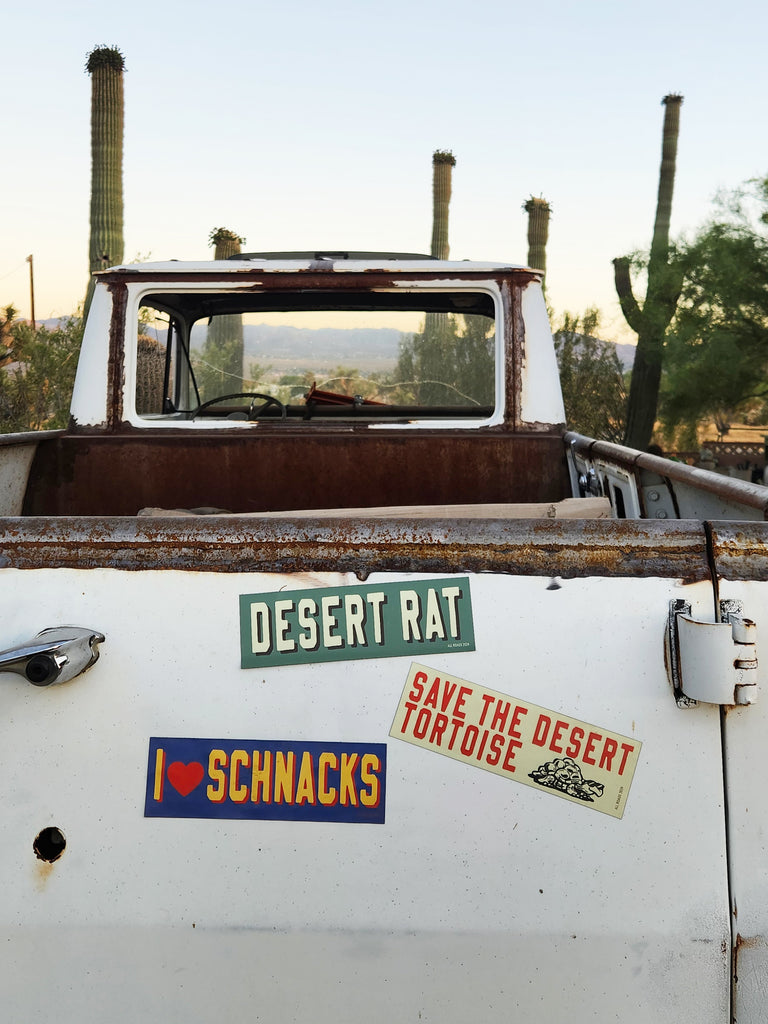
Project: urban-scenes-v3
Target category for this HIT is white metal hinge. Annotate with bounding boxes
[666,598,758,708]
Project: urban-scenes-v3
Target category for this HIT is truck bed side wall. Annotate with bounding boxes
[0,431,65,516]
[22,431,571,516]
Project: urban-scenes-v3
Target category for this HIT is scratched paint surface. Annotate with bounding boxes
[0,567,730,1022]
[714,570,768,1023]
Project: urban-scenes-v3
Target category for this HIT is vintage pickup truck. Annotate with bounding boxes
[2,254,767,1023]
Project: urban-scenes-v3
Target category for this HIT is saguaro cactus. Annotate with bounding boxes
[430,151,456,259]
[135,335,166,414]
[524,196,551,281]
[615,94,685,451]
[422,152,457,399]
[198,228,246,395]
[211,227,244,262]
[85,46,125,315]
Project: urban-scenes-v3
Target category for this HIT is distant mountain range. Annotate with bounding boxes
[190,324,404,364]
[202,324,637,369]
[613,343,636,370]
[34,317,636,370]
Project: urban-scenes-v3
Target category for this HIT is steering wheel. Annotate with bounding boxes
[191,392,287,420]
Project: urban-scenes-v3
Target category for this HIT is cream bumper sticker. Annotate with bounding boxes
[390,663,641,818]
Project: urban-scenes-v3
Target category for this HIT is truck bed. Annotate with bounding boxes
[20,429,572,516]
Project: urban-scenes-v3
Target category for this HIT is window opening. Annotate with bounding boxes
[135,290,497,423]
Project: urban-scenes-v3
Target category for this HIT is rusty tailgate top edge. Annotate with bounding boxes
[708,522,768,581]
[0,517,710,580]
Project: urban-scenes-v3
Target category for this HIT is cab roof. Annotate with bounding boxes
[97,255,537,277]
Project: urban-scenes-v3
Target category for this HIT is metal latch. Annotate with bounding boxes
[0,627,105,686]
[666,599,758,708]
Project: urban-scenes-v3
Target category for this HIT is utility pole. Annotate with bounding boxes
[26,254,35,330]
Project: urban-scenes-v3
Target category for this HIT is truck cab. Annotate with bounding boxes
[1,255,768,1023]
[24,254,569,516]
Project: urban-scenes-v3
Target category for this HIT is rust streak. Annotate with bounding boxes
[710,523,768,581]
[96,267,539,290]
[0,517,710,579]
[106,280,128,430]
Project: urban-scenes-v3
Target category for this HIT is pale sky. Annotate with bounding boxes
[2,0,766,343]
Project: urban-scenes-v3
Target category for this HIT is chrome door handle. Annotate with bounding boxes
[0,627,105,686]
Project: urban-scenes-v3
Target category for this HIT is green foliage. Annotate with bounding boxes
[311,367,395,405]
[554,309,627,443]
[0,305,17,367]
[393,314,494,406]
[0,315,84,432]
[209,227,245,249]
[85,46,125,72]
[198,321,244,393]
[658,182,768,441]
[193,336,244,400]
[192,341,271,405]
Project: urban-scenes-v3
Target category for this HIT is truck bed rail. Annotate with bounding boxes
[566,431,768,521]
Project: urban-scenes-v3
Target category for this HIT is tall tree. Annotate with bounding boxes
[84,46,125,316]
[394,313,494,407]
[524,197,551,282]
[553,309,627,443]
[615,94,684,450]
[658,178,768,443]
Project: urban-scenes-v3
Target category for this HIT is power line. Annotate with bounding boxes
[0,259,28,283]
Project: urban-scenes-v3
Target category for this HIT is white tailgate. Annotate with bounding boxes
[713,575,768,1023]
[0,568,729,1023]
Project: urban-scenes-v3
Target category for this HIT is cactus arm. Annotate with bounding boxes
[612,257,646,336]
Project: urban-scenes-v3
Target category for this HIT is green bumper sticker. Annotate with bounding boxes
[240,577,475,668]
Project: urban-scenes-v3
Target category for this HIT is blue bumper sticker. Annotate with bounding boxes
[145,737,386,824]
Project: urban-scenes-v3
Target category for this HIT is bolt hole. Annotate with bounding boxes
[33,826,66,863]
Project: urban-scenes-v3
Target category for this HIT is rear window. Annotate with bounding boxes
[135,289,497,424]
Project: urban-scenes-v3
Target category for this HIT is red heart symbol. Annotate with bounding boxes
[167,761,204,797]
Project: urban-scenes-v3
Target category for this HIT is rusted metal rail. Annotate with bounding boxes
[0,516,713,580]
